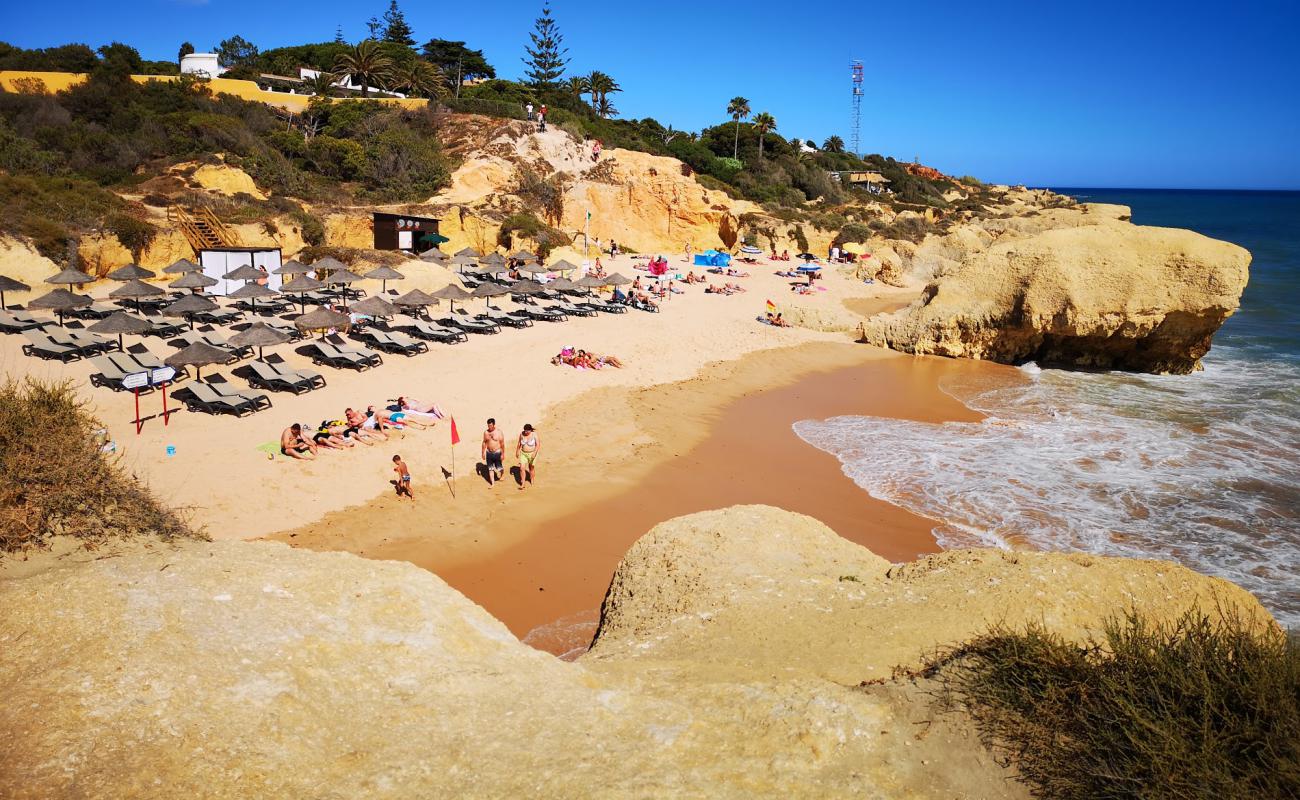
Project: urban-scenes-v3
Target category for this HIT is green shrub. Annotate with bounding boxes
[926,610,1299,800]
[105,212,157,260]
[442,97,526,120]
[294,210,326,247]
[497,211,568,258]
[836,222,872,245]
[0,378,198,551]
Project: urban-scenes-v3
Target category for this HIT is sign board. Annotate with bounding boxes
[150,366,178,385]
[122,372,150,390]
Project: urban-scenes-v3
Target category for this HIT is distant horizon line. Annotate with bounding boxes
[1042,186,1300,193]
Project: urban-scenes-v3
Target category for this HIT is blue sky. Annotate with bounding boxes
[6,0,1299,189]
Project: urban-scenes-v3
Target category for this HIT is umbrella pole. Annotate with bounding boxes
[1,290,5,310]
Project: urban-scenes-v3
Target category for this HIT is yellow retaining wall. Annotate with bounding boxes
[0,71,429,112]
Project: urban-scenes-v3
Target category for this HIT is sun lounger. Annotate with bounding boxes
[89,355,152,392]
[183,381,264,417]
[191,307,244,326]
[21,331,90,362]
[0,310,48,333]
[174,331,250,362]
[204,373,273,410]
[258,320,307,342]
[65,302,118,321]
[579,298,628,314]
[552,302,596,317]
[439,315,499,335]
[233,297,294,314]
[246,360,312,393]
[523,306,568,322]
[359,329,429,356]
[401,320,467,344]
[139,313,186,338]
[262,353,326,387]
[309,341,382,371]
[478,308,533,328]
[50,329,117,354]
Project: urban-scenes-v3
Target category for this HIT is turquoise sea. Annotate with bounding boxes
[794,189,1300,627]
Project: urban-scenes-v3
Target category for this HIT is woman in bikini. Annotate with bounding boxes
[515,424,540,489]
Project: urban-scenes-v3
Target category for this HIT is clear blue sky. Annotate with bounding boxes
[7,0,1299,189]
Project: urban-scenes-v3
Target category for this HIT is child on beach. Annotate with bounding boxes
[392,455,413,499]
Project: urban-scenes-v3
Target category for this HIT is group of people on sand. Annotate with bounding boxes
[278,397,445,461]
[762,312,790,327]
[481,418,541,490]
[551,346,625,370]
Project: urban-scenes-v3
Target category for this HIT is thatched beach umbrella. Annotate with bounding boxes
[352,295,397,319]
[223,264,265,282]
[575,275,608,288]
[275,259,312,275]
[228,321,290,361]
[294,306,350,339]
[108,278,165,312]
[89,311,151,351]
[227,282,278,315]
[161,293,217,330]
[107,263,156,281]
[45,267,95,292]
[431,283,473,313]
[165,341,229,381]
[454,247,481,258]
[364,266,405,295]
[546,276,577,291]
[481,252,507,266]
[310,256,348,277]
[393,288,438,318]
[326,268,364,285]
[516,261,548,275]
[471,281,511,309]
[163,258,201,274]
[509,250,536,262]
[450,254,478,272]
[420,248,448,263]
[281,274,325,313]
[28,288,91,326]
[548,259,578,274]
[170,271,218,291]
[0,275,31,310]
[510,279,545,295]
[604,273,633,286]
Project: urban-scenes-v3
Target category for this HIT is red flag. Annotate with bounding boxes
[449,416,460,445]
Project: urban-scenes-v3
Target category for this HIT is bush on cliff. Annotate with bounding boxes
[0,379,198,551]
[925,610,1299,800]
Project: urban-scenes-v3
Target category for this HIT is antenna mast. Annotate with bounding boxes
[850,60,864,158]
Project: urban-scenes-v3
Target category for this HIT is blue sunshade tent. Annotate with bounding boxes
[692,250,732,267]
[796,264,822,272]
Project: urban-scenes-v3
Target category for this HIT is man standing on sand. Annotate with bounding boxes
[516,423,540,490]
[482,417,505,486]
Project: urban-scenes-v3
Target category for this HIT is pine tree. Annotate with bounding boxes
[382,1,415,47]
[334,25,346,44]
[522,2,569,89]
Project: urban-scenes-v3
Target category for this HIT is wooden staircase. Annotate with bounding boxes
[169,205,241,253]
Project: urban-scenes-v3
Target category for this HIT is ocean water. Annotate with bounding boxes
[794,190,1300,627]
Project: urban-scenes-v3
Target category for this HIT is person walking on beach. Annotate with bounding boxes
[392,454,413,499]
[482,417,505,486]
[525,102,534,121]
[516,423,540,490]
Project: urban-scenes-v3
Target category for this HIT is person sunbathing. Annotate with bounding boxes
[705,284,723,294]
[313,422,355,449]
[280,424,316,460]
[370,403,428,431]
[772,313,789,327]
[346,407,388,442]
[725,282,747,293]
[635,291,659,311]
[725,268,750,278]
[780,250,790,261]
[323,417,372,446]
[683,270,702,284]
[593,351,624,368]
[394,397,442,423]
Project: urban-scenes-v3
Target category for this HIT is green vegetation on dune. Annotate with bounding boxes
[924,610,1300,800]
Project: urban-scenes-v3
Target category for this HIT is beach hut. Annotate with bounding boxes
[0,275,31,309]
[89,311,152,351]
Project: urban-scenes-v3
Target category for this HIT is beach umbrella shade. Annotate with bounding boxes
[419,248,448,263]
[364,266,405,294]
[310,256,348,277]
[481,252,507,266]
[450,254,479,271]
[516,261,549,275]
[325,268,365,285]
[546,276,577,291]
[471,281,511,298]
[604,273,633,286]
[293,306,350,339]
[280,274,325,313]
[161,293,217,330]
[509,250,536,262]
[227,282,279,315]
[795,264,822,272]
[28,288,91,326]
[431,283,473,313]
[109,278,165,312]
[163,258,201,274]
[89,310,151,350]
[548,259,579,274]
[454,247,481,258]
[575,275,608,288]
[223,264,265,282]
[45,267,95,292]
[165,341,229,381]
[351,295,397,318]
[0,275,31,310]
[393,288,439,318]
[170,271,218,291]
[107,263,156,281]
[423,233,450,246]
[228,321,290,360]
[509,279,545,295]
[275,259,313,275]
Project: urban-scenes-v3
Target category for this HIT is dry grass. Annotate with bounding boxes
[0,378,199,552]
[924,609,1299,799]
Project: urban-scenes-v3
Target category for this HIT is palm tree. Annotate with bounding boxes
[333,40,394,97]
[304,70,339,98]
[587,71,620,116]
[726,96,750,160]
[595,95,618,119]
[565,75,590,100]
[752,112,776,160]
[394,60,448,99]
[823,135,845,153]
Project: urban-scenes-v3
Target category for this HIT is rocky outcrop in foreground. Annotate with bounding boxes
[861,205,1251,373]
[0,506,1271,798]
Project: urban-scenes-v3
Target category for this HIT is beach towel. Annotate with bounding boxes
[256,441,287,460]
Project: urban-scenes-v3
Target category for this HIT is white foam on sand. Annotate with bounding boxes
[793,346,1300,628]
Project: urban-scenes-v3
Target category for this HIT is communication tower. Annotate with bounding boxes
[850,60,864,157]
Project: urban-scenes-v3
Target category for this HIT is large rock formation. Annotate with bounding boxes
[861,209,1251,373]
[1,506,1271,798]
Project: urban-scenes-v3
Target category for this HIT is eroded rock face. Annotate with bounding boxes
[0,506,1272,798]
[861,221,1251,373]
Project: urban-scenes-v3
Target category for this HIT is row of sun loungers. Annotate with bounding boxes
[247,358,326,394]
[21,329,117,362]
[309,339,383,371]
[0,309,47,332]
[89,350,187,391]
[183,379,272,417]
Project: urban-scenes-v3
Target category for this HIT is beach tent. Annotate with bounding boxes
[692,250,732,267]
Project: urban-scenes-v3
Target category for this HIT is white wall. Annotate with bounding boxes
[180,53,224,78]
[198,250,283,296]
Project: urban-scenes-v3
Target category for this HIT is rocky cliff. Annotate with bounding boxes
[859,203,1252,373]
[1,506,1271,798]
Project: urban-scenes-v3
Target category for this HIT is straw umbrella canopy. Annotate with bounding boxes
[310,256,348,277]
[481,252,507,267]
[170,271,218,291]
[228,321,289,360]
[575,275,608,288]
[454,246,481,258]
[163,258,201,274]
[546,276,577,291]
[509,250,536,262]
[509,279,545,295]
[393,288,438,318]
[223,264,265,282]
[275,259,313,275]
[89,311,151,351]
[325,268,364,285]
[351,295,397,318]
[161,293,217,330]
[548,259,579,274]
[0,275,31,310]
[281,274,325,313]
[604,273,633,286]
[107,263,156,281]
[364,266,405,294]
[430,283,473,313]
[450,254,479,271]
[471,281,511,309]
[294,306,350,339]
[28,288,91,325]
[165,341,229,381]
[515,261,548,275]
[227,282,279,314]
[108,278,165,312]
[420,248,448,263]
[45,267,95,292]
[465,262,500,275]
